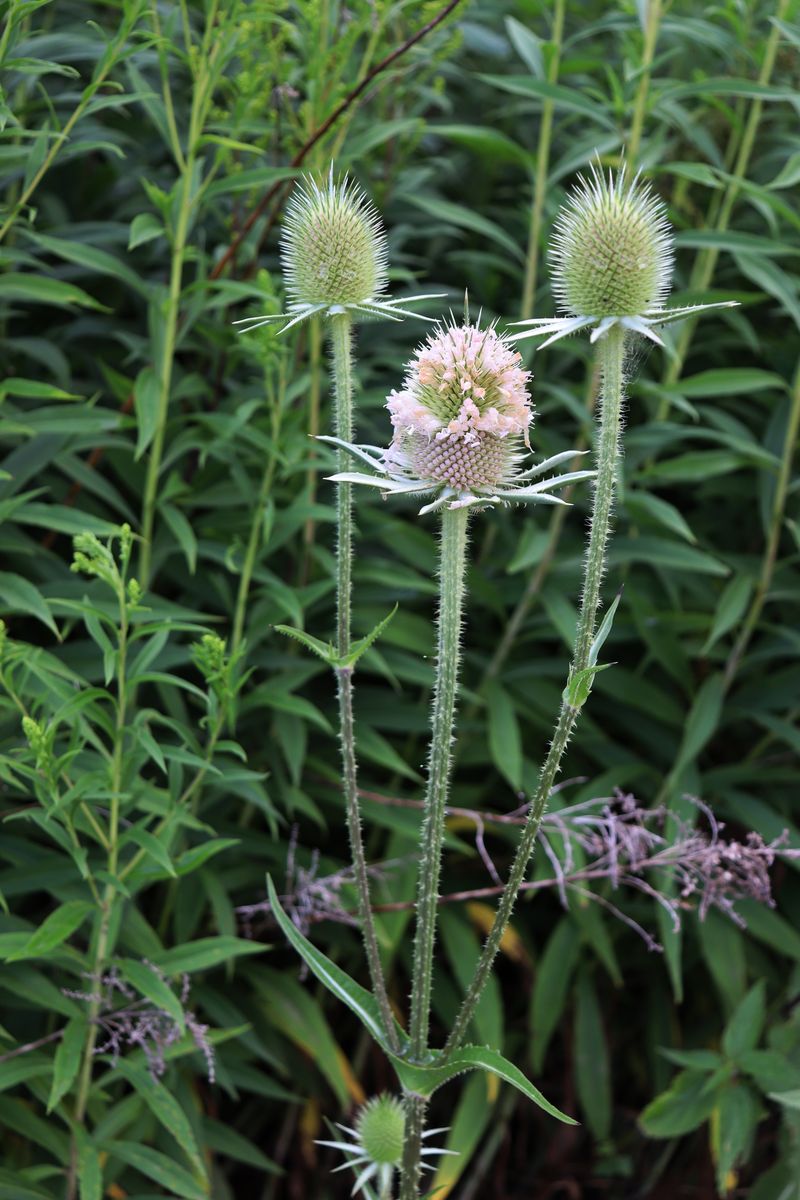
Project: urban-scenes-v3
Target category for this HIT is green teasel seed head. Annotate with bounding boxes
[281,171,388,308]
[550,164,673,319]
[356,1094,405,1166]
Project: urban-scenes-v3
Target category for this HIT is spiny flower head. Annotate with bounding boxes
[387,320,532,444]
[512,160,737,349]
[323,318,595,515]
[317,1094,454,1197]
[281,172,388,308]
[551,164,673,318]
[356,1094,405,1167]
[234,169,442,336]
[385,320,531,497]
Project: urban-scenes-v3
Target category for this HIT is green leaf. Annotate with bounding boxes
[274,624,337,664]
[673,368,787,397]
[769,1089,800,1111]
[486,682,523,792]
[128,212,164,249]
[672,673,725,780]
[112,1062,206,1179]
[573,971,611,1140]
[390,1043,576,1120]
[75,1129,102,1200]
[404,192,526,263]
[150,936,266,974]
[702,575,753,653]
[722,981,766,1060]
[118,958,184,1030]
[6,900,94,962]
[710,1084,760,1195]
[0,378,80,401]
[531,917,582,1072]
[345,605,399,668]
[47,1015,87,1112]
[563,661,613,709]
[267,875,392,1048]
[162,504,197,574]
[640,1070,719,1137]
[478,75,614,126]
[0,273,108,311]
[0,572,58,635]
[134,366,160,460]
[110,1143,207,1200]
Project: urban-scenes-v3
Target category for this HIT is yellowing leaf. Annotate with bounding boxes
[467,903,528,964]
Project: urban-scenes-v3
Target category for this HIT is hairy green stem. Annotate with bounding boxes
[399,507,469,1200]
[408,506,469,1058]
[399,1093,428,1200]
[444,327,626,1057]
[329,313,398,1052]
[481,361,599,690]
[519,0,565,321]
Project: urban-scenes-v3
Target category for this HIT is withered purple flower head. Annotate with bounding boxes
[323,316,595,515]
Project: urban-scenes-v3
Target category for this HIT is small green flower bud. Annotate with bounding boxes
[356,1094,405,1167]
[281,172,388,308]
[550,165,673,318]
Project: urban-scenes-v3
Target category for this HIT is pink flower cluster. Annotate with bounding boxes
[387,322,532,446]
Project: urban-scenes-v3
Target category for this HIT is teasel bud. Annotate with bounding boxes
[281,172,388,309]
[550,164,673,319]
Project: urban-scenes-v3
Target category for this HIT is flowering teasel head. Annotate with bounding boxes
[234,170,442,336]
[316,1093,454,1197]
[512,162,737,349]
[323,317,595,514]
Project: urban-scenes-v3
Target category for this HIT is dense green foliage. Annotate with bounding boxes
[1,0,799,1196]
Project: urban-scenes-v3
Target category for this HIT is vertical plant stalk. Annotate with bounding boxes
[444,326,626,1057]
[399,506,469,1200]
[519,0,565,321]
[724,355,800,688]
[408,506,470,1056]
[139,1,222,587]
[67,571,130,1200]
[627,0,662,169]
[655,0,787,420]
[481,361,599,689]
[232,360,286,658]
[328,312,398,1052]
[399,1092,428,1200]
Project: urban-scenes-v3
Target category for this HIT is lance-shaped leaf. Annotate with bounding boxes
[267,876,399,1051]
[386,1044,577,1121]
[274,606,397,670]
[267,879,575,1122]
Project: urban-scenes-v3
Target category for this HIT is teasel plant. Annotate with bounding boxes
[436,164,741,1078]
[316,312,593,1198]
[236,170,440,1050]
